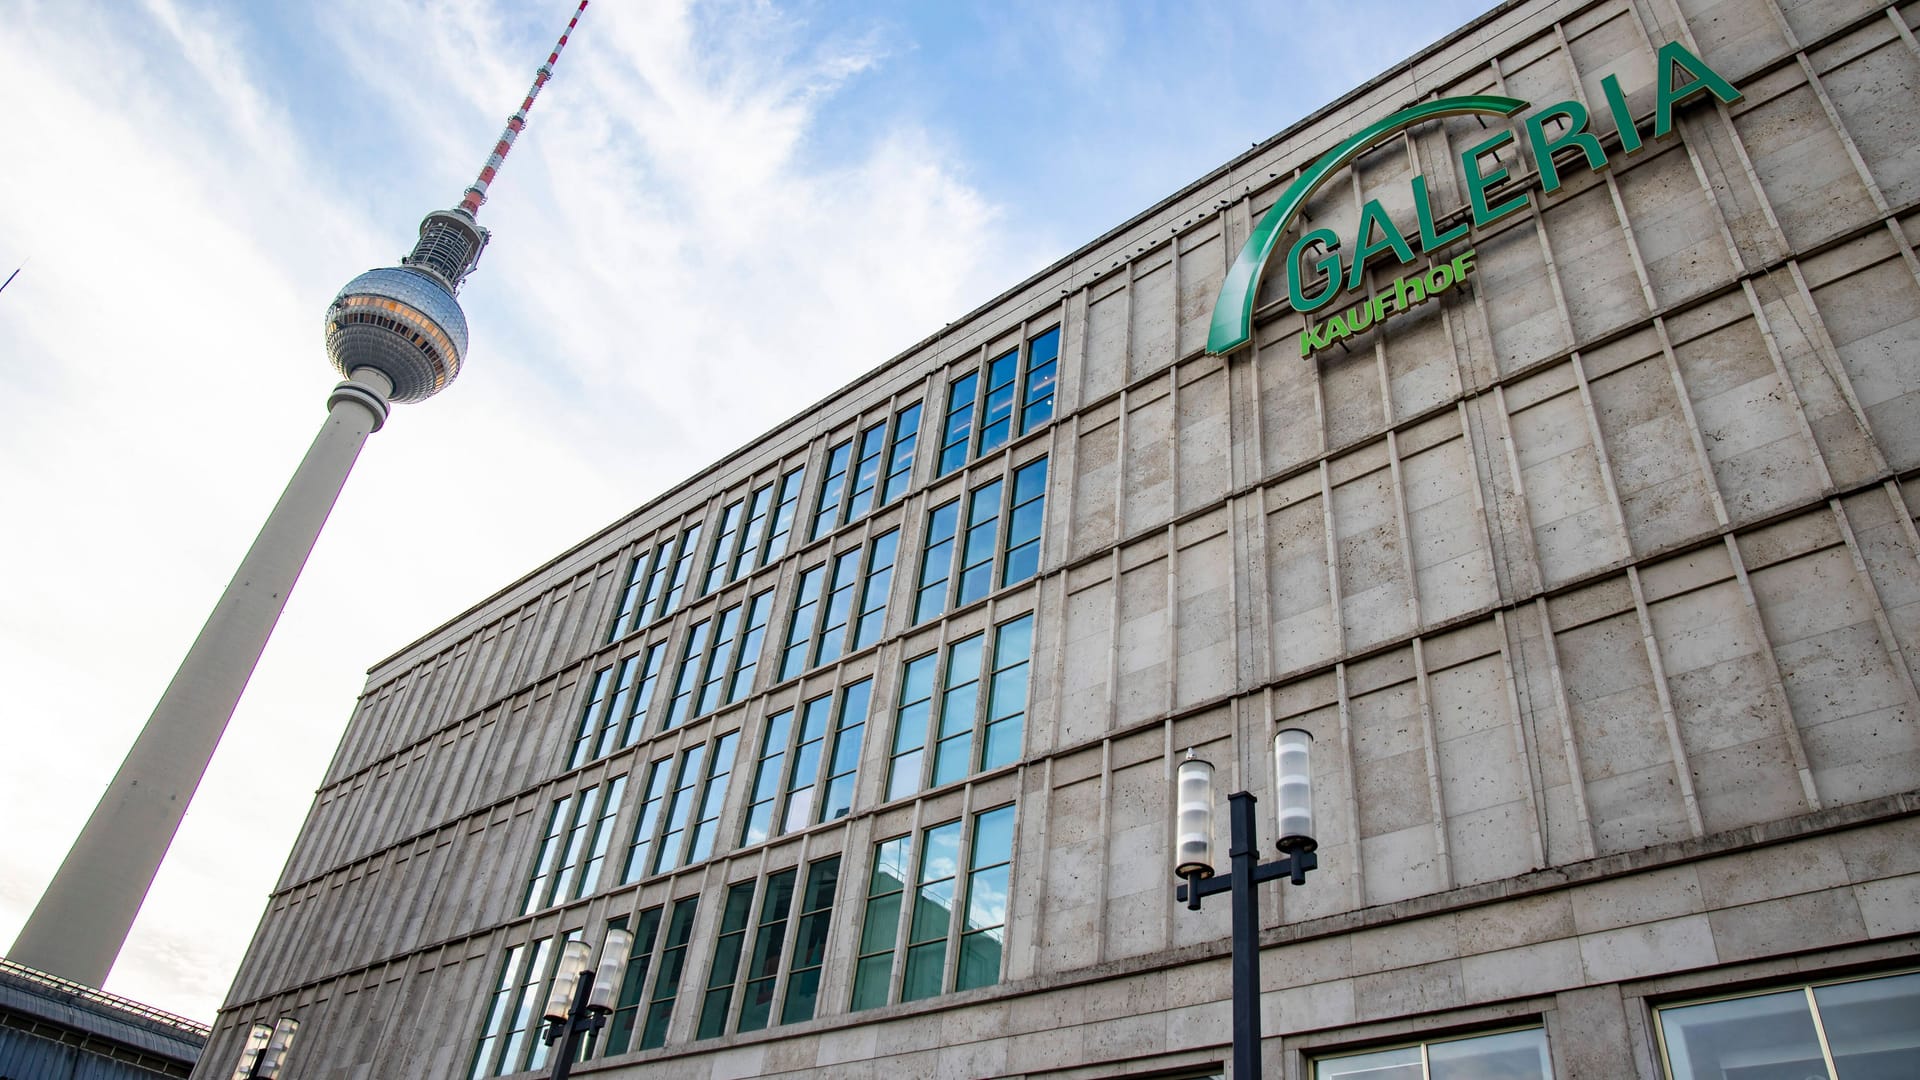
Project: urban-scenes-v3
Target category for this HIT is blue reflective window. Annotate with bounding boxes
[810,442,853,542]
[1002,458,1048,587]
[1020,327,1059,434]
[764,467,806,564]
[846,420,888,522]
[914,501,959,624]
[703,499,745,595]
[956,479,1003,607]
[883,403,922,505]
[938,372,977,476]
[976,348,1019,456]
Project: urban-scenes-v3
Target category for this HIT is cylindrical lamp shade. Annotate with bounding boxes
[544,940,593,1020]
[253,1017,300,1080]
[587,928,634,1013]
[228,1022,273,1080]
[1273,728,1316,852]
[1174,756,1216,879]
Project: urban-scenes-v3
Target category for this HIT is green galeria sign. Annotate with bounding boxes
[1205,41,1743,359]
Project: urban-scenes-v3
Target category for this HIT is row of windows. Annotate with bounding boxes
[567,459,1047,774]
[604,325,1059,650]
[1311,968,1920,1079]
[473,805,1020,1075]
[937,326,1058,477]
[526,613,1035,915]
[850,803,1014,1009]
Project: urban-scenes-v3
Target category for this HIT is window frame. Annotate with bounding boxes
[886,612,1032,800]
[621,730,742,882]
[1651,968,1920,1080]
[935,325,1062,478]
[849,803,1017,1010]
[912,456,1048,625]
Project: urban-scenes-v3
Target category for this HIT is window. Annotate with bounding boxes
[702,500,745,595]
[639,898,699,1051]
[1316,1027,1553,1079]
[1002,457,1047,586]
[600,907,661,1057]
[658,523,703,618]
[850,836,910,1012]
[779,565,826,681]
[664,618,712,729]
[606,553,649,643]
[1655,970,1920,1080]
[623,731,740,881]
[914,501,959,623]
[736,868,798,1033]
[743,679,874,845]
[812,405,922,541]
[853,530,899,650]
[937,372,977,476]
[764,467,806,563]
[520,776,628,913]
[665,594,769,728]
[887,613,1032,800]
[810,441,853,542]
[1020,327,1059,434]
[850,803,1015,1009]
[729,591,775,702]
[620,759,671,885]
[813,547,863,669]
[468,932,579,1078]
[607,534,683,641]
[977,347,1018,456]
[568,643,665,767]
[780,530,900,680]
[729,483,776,582]
[567,663,621,769]
[781,857,841,1024]
[913,458,1047,624]
[883,403,922,504]
[846,420,888,523]
[936,326,1062,477]
[696,881,757,1039]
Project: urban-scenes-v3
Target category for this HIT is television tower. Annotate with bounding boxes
[9,1,590,989]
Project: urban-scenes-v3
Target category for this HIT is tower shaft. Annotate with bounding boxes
[8,372,392,987]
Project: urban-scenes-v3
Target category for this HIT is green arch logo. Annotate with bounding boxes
[1205,95,1526,356]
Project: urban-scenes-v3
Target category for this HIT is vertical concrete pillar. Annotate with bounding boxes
[7,369,394,987]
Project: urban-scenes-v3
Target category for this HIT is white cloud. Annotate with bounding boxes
[0,0,1027,1022]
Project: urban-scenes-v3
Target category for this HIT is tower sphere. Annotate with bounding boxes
[323,266,470,404]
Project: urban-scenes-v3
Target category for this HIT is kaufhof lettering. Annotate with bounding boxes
[1206,41,1743,360]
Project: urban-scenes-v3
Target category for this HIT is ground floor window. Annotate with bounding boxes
[1314,1026,1552,1080]
[1655,969,1920,1080]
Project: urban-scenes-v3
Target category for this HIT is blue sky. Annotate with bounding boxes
[0,0,1495,1022]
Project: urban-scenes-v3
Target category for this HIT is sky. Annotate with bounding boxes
[0,0,1499,1023]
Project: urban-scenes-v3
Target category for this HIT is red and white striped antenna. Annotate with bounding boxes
[458,0,588,218]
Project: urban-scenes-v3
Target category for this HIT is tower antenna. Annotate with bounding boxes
[460,0,588,218]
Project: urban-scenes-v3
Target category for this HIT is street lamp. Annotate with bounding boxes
[540,927,633,1080]
[1172,730,1319,1079]
[229,1015,300,1080]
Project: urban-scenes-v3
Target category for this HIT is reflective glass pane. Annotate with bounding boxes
[858,893,902,953]
[1660,989,1825,1080]
[955,930,1001,991]
[901,942,945,1001]
[1428,1028,1553,1080]
[1316,1045,1423,1080]
[1815,972,1920,1080]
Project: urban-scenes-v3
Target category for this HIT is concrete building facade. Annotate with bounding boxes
[201,0,1920,1076]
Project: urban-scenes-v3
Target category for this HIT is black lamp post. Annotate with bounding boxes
[539,927,633,1080]
[1172,729,1319,1080]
